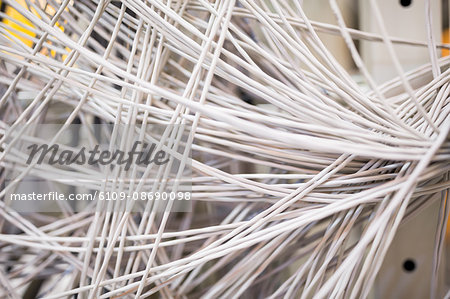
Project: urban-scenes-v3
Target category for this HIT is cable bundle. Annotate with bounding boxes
[0,0,449,298]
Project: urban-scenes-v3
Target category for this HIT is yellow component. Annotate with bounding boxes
[443,30,449,241]
[1,0,70,60]
[2,0,36,48]
[443,28,450,57]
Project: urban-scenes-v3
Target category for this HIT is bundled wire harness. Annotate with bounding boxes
[0,0,449,298]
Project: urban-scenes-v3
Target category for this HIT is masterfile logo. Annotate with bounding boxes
[3,123,192,212]
[26,140,170,171]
